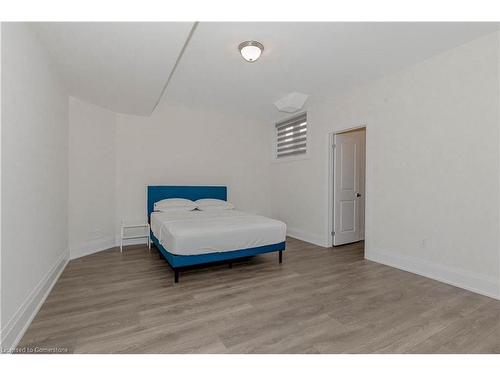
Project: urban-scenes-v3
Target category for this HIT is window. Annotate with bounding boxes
[275,112,307,159]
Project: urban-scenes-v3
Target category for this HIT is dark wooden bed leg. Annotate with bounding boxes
[228,262,233,269]
[158,251,162,259]
[279,251,283,264]
[174,269,179,283]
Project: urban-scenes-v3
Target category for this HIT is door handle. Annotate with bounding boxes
[356,192,362,198]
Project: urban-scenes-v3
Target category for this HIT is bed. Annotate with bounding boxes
[148,185,286,283]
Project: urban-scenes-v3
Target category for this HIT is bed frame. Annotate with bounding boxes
[147,185,285,283]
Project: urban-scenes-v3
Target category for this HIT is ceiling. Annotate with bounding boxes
[166,22,499,121]
[31,22,499,118]
[32,22,194,115]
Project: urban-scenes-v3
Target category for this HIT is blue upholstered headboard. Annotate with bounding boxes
[147,185,227,220]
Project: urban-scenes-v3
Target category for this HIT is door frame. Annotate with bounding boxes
[327,124,368,247]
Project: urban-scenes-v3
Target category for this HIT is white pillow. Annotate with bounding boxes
[195,198,234,211]
[154,198,197,212]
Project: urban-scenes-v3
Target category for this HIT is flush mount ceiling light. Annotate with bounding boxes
[238,40,264,62]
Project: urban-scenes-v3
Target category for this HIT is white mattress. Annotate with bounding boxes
[150,210,286,256]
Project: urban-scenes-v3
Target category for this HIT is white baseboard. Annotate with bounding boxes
[0,250,69,351]
[286,227,328,247]
[366,247,499,300]
[70,236,116,259]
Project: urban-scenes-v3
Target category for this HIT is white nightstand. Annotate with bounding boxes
[120,222,151,252]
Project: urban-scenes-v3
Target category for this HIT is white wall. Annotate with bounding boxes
[66,91,273,257]
[115,99,271,235]
[69,97,116,259]
[1,23,69,348]
[270,32,500,298]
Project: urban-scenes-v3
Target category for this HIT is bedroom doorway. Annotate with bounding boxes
[330,127,366,247]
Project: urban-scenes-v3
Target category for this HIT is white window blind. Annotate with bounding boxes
[275,112,307,159]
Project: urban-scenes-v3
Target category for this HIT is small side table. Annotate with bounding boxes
[120,222,151,253]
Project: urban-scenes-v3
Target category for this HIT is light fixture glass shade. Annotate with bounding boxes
[239,41,264,62]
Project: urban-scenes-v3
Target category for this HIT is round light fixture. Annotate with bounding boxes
[238,40,264,62]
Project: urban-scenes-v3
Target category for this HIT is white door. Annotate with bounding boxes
[333,129,365,246]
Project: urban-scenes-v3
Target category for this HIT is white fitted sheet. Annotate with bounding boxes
[150,210,286,256]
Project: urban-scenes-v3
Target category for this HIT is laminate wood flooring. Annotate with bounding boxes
[17,238,500,353]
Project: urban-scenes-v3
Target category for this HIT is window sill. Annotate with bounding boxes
[271,153,310,164]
